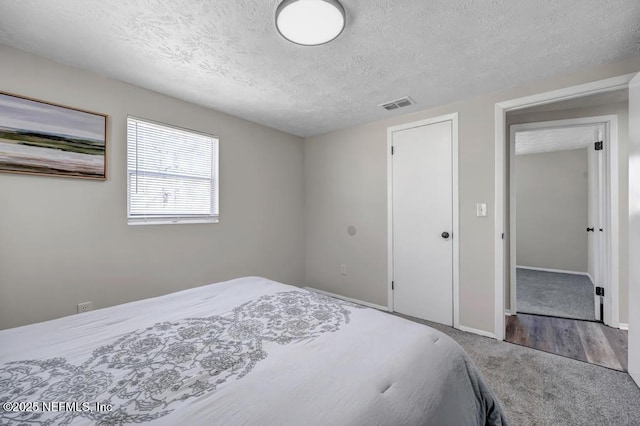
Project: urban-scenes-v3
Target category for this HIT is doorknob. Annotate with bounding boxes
[441,232,450,239]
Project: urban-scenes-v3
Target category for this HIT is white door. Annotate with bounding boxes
[587,126,604,321]
[628,72,640,386]
[392,120,453,325]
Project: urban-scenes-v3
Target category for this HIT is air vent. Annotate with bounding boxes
[380,96,415,111]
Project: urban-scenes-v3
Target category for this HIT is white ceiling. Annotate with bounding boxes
[0,1,638,137]
[515,125,602,155]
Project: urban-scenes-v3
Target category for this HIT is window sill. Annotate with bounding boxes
[127,217,219,226]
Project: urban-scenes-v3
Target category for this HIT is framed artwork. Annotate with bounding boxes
[0,92,107,180]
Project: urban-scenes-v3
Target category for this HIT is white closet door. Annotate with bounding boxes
[392,120,453,325]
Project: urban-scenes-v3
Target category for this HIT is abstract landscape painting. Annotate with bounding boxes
[0,92,107,179]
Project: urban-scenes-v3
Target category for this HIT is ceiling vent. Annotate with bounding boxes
[380,96,415,111]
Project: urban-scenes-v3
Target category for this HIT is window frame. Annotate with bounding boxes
[126,115,219,225]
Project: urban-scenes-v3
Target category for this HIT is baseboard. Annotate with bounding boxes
[304,287,388,311]
[456,325,497,339]
[505,310,512,316]
[516,265,589,276]
[619,323,629,331]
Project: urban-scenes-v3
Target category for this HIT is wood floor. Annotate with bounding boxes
[505,313,628,371]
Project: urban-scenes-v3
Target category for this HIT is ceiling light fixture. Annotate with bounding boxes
[276,0,346,46]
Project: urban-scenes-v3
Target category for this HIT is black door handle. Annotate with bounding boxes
[441,232,450,239]
[587,227,594,232]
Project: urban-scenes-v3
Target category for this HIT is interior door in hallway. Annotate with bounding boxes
[587,126,604,321]
[392,119,453,325]
[628,72,640,386]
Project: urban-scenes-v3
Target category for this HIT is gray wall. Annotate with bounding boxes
[0,45,305,329]
[507,102,630,323]
[516,148,588,272]
[305,56,640,335]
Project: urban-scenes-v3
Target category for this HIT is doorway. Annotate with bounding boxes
[387,113,459,327]
[509,118,608,323]
[495,82,631,371]
[494,75,635,342]
[506,117,628,371]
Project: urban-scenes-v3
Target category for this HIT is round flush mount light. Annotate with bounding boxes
[276,0,346,46]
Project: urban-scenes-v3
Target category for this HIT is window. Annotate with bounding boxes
[127,117,218,225]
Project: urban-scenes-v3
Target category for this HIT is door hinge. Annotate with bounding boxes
[501,233,504,240]
[596,286,604,296]
[392,281,394,290]
[391,146,394,155]
[595,141,603,151]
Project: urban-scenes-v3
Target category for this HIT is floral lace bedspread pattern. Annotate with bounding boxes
[0,290,360,425]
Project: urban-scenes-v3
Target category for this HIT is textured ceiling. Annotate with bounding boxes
[0,1,638,137]
[516,125,602,155]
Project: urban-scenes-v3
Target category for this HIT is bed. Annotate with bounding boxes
[0,276,507,425]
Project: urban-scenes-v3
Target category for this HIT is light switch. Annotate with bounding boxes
[476,203,487,217]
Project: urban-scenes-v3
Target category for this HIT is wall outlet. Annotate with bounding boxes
[340,264,347,276]
[77,301,93,313]
[476,203,487,217]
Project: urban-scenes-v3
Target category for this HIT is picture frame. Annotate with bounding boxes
[0,91,107,180]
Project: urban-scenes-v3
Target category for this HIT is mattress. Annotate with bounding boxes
[0,276,508,425]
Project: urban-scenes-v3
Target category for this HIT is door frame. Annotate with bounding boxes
[508,116,618,324]
[494,73,635,340]
[386,112,460,328]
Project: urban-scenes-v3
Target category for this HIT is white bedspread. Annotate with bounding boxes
[0,277,507,425]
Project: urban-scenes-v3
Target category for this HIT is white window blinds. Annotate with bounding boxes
[127,117,219,224]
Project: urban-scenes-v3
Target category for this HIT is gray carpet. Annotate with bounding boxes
[400,315,640,426]
[517,268,595,321]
